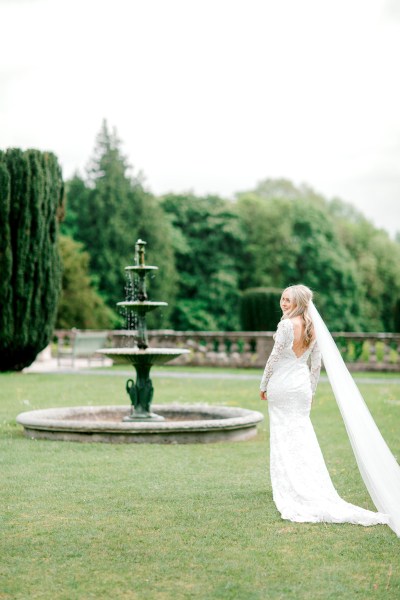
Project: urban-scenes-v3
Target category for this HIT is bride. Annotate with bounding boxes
[259,284,393,528]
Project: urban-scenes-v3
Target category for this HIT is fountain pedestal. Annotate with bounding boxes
[98,348,190,422]
[124,365,158,421]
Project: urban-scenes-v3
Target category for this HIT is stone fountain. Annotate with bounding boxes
[17,239,263,443]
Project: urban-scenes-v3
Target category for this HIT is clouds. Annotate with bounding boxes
[0,0,399,235]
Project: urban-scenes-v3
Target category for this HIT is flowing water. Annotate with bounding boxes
[122,271,138,343]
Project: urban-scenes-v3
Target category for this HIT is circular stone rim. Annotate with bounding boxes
[16,404,264,434]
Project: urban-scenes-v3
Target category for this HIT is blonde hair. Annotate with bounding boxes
[282,284,314,347]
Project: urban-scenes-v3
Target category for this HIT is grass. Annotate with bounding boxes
[1,368,399,599]
[104,362,400,379]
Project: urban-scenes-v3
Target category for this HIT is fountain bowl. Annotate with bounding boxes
[116,301,168,314]
[97,347,190,366]
[16,404,264,444]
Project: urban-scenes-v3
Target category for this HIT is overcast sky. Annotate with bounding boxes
[1,0,399,236]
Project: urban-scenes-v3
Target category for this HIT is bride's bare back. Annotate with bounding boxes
[290,316,314,358]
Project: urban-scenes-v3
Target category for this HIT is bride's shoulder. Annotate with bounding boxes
[289,316,302,329]
[277,319,293,333]
[277,318,291,327]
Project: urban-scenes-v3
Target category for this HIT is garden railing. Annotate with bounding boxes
[53,330,400,372]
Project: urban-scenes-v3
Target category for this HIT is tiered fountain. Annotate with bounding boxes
[106,238,190,421]
[17,239,263,443]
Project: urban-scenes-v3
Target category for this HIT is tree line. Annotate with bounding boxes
[60,121,400,333]
[4,124,399,371]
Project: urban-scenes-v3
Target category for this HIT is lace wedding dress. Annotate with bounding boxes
[260,318,389,526]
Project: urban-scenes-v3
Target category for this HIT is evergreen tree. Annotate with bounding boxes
[60,174,88,240]
[0,149,63,371]
[62,121,177,327]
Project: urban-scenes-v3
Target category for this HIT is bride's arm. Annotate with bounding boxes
[310,342,322,397]
[260,319,292,394]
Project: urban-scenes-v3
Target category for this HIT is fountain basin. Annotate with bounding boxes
[16,404,264,444]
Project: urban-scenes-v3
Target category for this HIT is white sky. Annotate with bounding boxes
[1,0,400,236]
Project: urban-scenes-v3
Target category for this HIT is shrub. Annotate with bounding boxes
[240,287,282,331]
[394,299,400,332]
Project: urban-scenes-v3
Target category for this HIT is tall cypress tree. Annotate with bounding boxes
[0,149,64,371]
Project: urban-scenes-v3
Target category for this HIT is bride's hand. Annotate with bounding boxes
[260,391,267,401]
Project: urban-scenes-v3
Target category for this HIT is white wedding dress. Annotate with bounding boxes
[260,318,389,526]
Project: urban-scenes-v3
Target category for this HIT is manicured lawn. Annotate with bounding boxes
[109,363,400,378]
[1,368,399,599]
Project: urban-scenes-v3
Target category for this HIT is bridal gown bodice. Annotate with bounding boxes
[260,318,389,527]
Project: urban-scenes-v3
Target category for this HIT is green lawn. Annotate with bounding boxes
[1,368,399,599]
[108,363,400,378]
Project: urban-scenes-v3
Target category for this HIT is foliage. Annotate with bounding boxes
[240,287,282,331]
[236,181,364,331]
[329,198,400,332]
[247,177,321,202]
[56,235,116,329]
[0,149,63,371]
[62,130,400,334]
[161,193,244,330]
[61,120,177,328]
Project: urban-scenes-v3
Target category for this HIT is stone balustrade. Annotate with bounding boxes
[53,329,400,372]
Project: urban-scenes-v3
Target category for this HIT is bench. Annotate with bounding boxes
[57,330,109,366]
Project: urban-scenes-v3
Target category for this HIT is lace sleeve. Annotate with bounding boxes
[260,320,293,391]
[310,342,322,396]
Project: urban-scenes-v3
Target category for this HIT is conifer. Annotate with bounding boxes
[0,149,64,371]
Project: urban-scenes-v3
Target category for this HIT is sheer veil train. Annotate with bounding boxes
[309,301,400,537]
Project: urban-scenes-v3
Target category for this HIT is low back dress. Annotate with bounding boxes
[260,318,389,526]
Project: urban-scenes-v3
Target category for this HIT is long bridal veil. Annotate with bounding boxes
[309,301,400,537]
